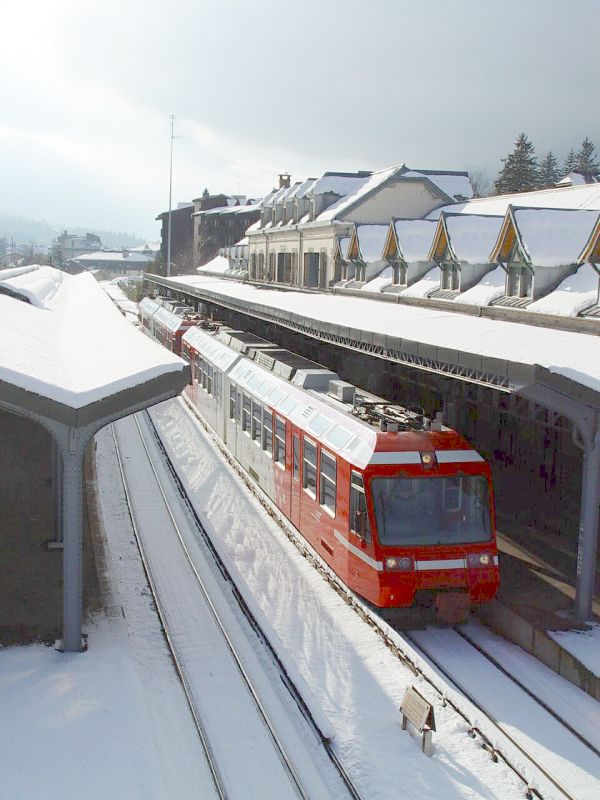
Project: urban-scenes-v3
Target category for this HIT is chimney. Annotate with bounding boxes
[279,173,291,189]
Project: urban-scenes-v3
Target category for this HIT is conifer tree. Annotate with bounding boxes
[575,137,600,177]
[495,133,539,194]
[563,148,577,176]
[538,151,559,188]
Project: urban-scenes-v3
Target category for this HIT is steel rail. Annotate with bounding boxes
[402,631,578,800]
[142,409,364,800]
[454,626,600,759]
[177,395,581,800]
[111,423,228,800]
[116,414,312,800]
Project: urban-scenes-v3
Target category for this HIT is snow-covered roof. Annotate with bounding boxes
[316,166,401,222]
[309,172,371,198]
[402,170,473,201]
[354,224,389,262]
[393,219,438,262]
[196,255,231,274]
[130,242,160,253]
[511,207,599,267]
[287,178,317,200]
[454,265,506,307]
[527,263,599,317]
[442,214,504,264]
[0,265,185,410]
[165,273,600,395]
[76,250,153,263]
[430,182,600,218]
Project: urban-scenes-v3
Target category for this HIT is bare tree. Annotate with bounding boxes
[469,169,493,198]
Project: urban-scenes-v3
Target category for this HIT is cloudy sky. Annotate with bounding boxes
[1,0,598,239]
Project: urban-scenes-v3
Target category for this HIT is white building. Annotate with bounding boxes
[246,165,473,289]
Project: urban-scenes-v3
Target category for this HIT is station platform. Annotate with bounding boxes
[477,516,600,700]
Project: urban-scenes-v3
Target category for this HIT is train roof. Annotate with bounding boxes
[153,305,194,333]
[182,325,482,469]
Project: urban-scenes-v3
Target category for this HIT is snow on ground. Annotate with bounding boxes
[549,621,600,677]
[168,273,600,394]
[149,397,527,800]
[527,263,599,317]
[455,265,506,306]
[361,264,393,292]
[0,614,213,800]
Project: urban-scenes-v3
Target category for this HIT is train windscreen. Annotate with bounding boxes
[371,475,492,546]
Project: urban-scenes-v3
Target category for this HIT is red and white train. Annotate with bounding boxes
[141,301,499,621]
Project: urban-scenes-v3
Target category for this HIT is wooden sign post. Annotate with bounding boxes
[400,686,436,756]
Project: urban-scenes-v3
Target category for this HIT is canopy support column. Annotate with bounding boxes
[575,427,600,621]
[518,379,600,623]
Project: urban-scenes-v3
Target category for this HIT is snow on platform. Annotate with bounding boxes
[549,621,600,678]
[0,265,184,409]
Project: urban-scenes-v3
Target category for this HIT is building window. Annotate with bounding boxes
[303,438,317,496]
[274,417,286,468]
[263,409,273,456]
[319,450,336,515]
[349,472,370,540]
[441,262,460,291]
[392,261,407,285]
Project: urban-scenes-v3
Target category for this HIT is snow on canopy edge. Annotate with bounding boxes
[0,267,185,411]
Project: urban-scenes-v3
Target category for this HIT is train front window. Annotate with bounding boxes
[371,475,491,546]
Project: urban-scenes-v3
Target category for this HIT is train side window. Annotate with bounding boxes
[242,393,251,434]
[206,364,213,395]
[303,438,317,497]
[263,409,273,456]
[229,383,237,420]
[251,400,262,444]
[293,434,300,480]
[350,472,371,541]
[319,450,336,516]
[274,417,286,468]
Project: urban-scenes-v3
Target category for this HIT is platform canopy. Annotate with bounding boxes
[148,272,600,621]
[0,265,190,651]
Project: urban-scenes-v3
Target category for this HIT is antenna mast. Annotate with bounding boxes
[166,114,175,277]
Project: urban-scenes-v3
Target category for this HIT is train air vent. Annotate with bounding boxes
[328,380,356,404]
[254,352,276,371]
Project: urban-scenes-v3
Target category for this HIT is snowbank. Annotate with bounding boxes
[455,265,506,306]
[361,265,393,293]
[528,263,599,317]
[400,266,441,298]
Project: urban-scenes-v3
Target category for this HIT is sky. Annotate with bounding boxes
[1,0,599,240]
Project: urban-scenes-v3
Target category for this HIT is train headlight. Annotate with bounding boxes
[420,451,436,468]
[467,553,493,568]
[385,556,413,572]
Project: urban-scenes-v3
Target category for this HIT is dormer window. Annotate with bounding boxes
[505,241,532,298]
[392,260,407,286]
[438,245,460,291]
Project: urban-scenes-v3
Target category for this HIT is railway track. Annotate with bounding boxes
[112,412,361,800]
[403,627,600,800]
[173,395,599,800]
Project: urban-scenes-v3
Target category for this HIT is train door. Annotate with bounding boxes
[290,431,301,529]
